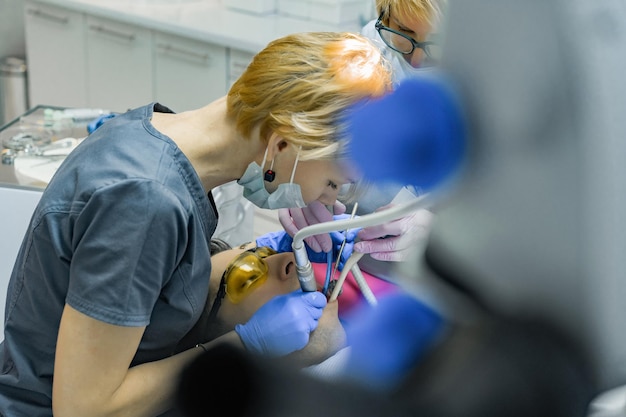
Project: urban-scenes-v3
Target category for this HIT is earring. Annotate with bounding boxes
[264,158,276,182]
[264,169,275,182]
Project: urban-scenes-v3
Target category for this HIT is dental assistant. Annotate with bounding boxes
[0,31,392,417]
[362,0,445,82]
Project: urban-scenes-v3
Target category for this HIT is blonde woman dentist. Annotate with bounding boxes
[0,32,392,417]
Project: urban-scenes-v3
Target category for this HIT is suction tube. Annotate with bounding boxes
[293,193,436,292]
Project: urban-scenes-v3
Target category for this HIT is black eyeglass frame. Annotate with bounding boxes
[207,274,227,323]
[374,11,437,58]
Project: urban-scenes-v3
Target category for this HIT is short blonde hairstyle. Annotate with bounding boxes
[376,0,446,28]
[227,32,392,161]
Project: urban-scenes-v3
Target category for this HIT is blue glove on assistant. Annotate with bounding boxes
[235,291,327,356]
[255,215,360,270]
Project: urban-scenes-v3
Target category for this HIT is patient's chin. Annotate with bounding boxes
[283,300,346,368]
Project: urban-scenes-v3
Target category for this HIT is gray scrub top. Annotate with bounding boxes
[0,103,218,417]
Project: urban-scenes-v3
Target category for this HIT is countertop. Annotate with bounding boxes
[0,106,87,190]
[27,0,363,54]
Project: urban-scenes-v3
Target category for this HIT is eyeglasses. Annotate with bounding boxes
[207,246,277,321]
[375,11,441,63]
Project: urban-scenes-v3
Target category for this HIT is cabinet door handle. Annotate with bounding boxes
[156,43,210,64]
[27,8,70,24]
[89,24,136,42]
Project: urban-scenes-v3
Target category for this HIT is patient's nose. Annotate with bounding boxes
[266,252,297,282]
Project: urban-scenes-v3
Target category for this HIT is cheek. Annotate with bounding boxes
[300,183,326,205]
[240,293,270,319]
[241,282,295,318]
[409,50,425,67]
[260,280,300,300]
[294,174,326,204]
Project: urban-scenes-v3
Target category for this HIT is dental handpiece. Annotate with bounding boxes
[293,239,317,292]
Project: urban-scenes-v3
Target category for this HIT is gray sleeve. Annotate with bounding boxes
[66,179,188,326]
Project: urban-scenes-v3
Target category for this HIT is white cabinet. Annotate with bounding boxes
[85,15,153,112]
[228,49,255,88]
[24,3,255,115]
[24,2,88,108]
[154,32,227,112]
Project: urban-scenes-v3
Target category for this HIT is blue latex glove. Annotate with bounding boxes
[256,215,360,270]
[235,290,327,356]
[343,292,444,390]
[255,230,296,254]
[324,214,360,270]
[87,113,116,134]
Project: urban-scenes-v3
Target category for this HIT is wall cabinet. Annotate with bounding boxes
[24,2,248,113]
[24,2,88,108]
[23,1,259,246]
[227,49,255,88]
[85,15,153,112]
[154,32,227,113]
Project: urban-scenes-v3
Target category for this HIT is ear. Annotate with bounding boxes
[266,132,290,160]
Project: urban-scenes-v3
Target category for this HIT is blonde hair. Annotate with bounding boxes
[227,32,392,161]
[376,0,446,28]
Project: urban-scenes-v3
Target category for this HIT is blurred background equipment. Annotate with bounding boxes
[0,57,28,126]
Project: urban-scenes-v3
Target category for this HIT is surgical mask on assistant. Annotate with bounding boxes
[238,146,306,209]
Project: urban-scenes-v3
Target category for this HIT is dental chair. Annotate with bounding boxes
[175,0,626,416]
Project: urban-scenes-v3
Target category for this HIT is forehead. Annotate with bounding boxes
[391,8,434,34]
[302,158,360,184]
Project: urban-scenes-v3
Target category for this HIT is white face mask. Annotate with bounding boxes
[237,146,306,209]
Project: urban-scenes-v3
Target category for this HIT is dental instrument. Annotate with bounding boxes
[329,252,365,302]
[323,252,332,294]
[327,202,359,287]
[293,192,437,292]
[323,202,358,297]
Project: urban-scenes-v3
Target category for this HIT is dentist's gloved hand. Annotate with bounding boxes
[354,205,434,262]
[256,216,360,270]
[235,290,327,356]
[278,200,346,253]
